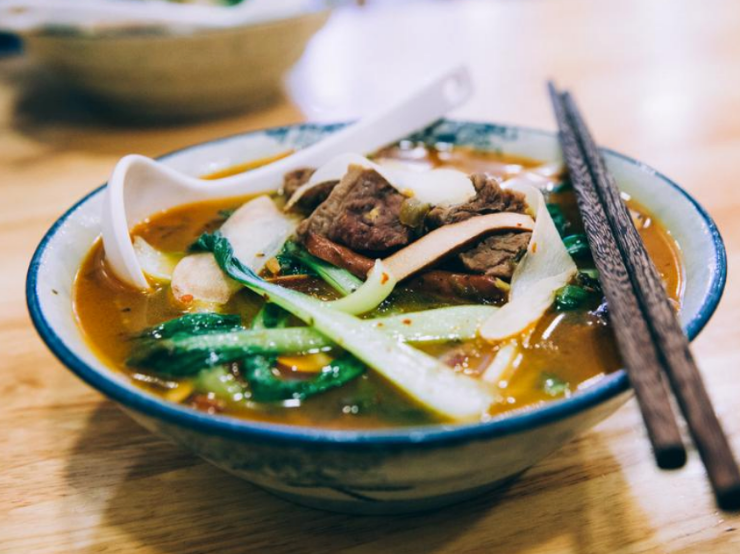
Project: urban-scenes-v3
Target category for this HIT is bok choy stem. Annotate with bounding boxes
[130,306,498,377]
[195,232,498,421]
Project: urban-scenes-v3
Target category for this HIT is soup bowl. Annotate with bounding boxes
[27,120,726,514]
[21,6,330,120]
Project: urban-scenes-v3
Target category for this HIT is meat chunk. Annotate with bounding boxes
[408,270,508,304]
[305,232,375,279]
[282,168,337,213]
[424,174,531,279]
[459,231,532,279]
[304,232,507,304]
[297,165,413,253]
[426,174,529,228]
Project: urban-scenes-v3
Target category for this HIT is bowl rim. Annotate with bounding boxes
[26,120,727,448]
[21,1,331,43]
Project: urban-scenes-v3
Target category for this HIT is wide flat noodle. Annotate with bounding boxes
[170,196,297,305]
[133,236,181,283]
[284,153,476,210]
[479,177,577,341]
[384,212,534,280]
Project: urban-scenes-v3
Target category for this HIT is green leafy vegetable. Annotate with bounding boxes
[194,231,497,420]
[325,260,396,315]
[195,366,245,401]
[546,203,570,237]
[554,270,604,311]
[138,313,243,340]
[243,354,365,402]
[575,271,602,293]
[562,233,590,259]
[540,372,570,397]
[554,284,594,310]
[129,306,498,377]
[130,327,331,376]
[551,179,573,193]
[279,241,361,295]
[252,303,290,330]
[275,244,313,276]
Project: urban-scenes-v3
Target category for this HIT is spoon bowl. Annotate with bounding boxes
[102,65,474,289]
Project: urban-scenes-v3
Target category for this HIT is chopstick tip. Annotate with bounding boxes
[656,444,687,470]
[717,483,740,512]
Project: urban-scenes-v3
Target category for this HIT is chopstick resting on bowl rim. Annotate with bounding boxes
[548,82,740,510]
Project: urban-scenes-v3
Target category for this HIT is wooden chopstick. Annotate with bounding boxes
[547,83,687,470]
[554,87,740,510]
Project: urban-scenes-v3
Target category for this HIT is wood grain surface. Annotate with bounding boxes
[3,0,740,552]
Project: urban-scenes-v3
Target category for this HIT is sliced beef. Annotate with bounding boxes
[282,168,338,213]
[305,232,375,279]
[304,232,507,304]
[458,231,532,279]
[426,173,529,229]
[424,174,531,279]
[408,271,507,304]
[297,165,413,253]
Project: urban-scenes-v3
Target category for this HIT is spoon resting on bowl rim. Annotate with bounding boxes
[101,64,474,290]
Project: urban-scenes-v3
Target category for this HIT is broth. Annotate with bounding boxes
[74,144,683,429]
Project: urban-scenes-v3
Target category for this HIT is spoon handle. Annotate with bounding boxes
[103,64,473,289]
[202,64,473,195]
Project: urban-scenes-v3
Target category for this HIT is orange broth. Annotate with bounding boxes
[73,144,683,429]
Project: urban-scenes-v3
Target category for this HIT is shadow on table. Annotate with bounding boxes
[65,403,658,554]
[1,60,291,157]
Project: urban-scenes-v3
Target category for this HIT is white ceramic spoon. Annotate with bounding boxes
[101,65,474,289]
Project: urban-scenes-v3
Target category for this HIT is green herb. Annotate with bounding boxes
[554,284,594,310]
[575,271,602,293]
[551,179,573,193]
[540,372,570,397]
[546,203,570,237]
[252,303,290,330]
[579,268,599,280]
[137,313,243,340]
[554,268,604,311]
[243,354,365,402]
[562,233,590,259]
[279,241,362,295]
[275,242,313,276]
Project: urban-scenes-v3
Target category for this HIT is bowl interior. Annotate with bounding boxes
[27,120,725,442]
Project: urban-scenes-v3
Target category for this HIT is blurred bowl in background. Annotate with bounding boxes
[20,9,330,120]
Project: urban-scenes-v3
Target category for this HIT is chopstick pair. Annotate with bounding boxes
[548,82,740,510]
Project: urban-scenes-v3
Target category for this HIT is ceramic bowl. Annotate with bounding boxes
[21,9,329,120]
[27,120,726,514]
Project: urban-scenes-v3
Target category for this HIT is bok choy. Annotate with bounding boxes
[193,231,499,420]
[131,306,498,377]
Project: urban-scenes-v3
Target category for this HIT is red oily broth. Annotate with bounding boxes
[73,144,683,429]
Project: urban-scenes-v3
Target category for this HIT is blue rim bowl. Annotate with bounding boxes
[25,120,727,512]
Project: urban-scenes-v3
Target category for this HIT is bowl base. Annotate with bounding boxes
[255,475,520,516]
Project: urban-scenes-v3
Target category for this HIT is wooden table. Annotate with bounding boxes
[3,0,740,552]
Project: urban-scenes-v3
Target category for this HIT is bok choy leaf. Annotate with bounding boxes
[130,305,500,377]
[194,231,499,421]
[279,241,361,295]
[243,354,365,402]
